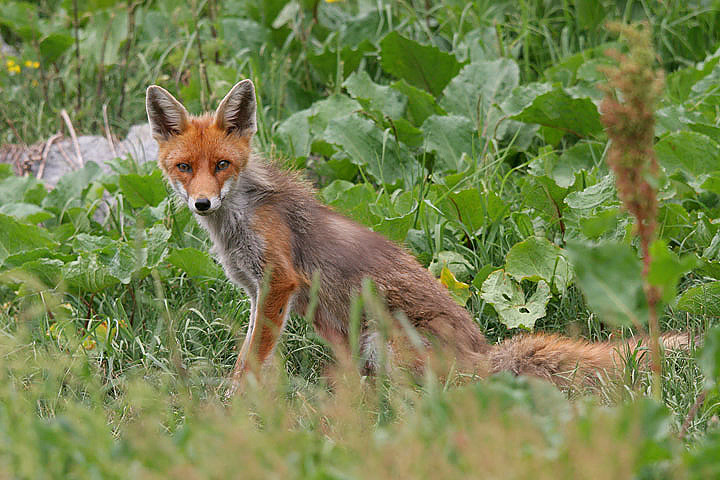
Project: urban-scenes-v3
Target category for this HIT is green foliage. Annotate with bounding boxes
[1,0,720,476]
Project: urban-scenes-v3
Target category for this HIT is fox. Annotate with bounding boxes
[146,79,689,393]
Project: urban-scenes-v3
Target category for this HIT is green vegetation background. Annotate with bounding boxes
[1,0,720,477]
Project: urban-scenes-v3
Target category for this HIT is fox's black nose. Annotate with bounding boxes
[195,198,211,211]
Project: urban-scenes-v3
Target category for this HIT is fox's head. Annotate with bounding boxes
[145,80,256,215]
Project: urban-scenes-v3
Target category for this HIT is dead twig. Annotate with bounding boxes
[102,103,118,158]
[60,109,84,167]
[56,143,79,171]
[38,133,63,180]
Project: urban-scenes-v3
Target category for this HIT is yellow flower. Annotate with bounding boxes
[5,59,15,67]
[7,64,20,74]
[325,0,343,2]
[33,61,39,68]
[82,337,97,351]
[23,60,39,69]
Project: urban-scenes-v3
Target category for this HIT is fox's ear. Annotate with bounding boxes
[213,79,257,138]
[146,85,190,141]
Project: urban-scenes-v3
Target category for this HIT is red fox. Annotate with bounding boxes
[146,80,689,393]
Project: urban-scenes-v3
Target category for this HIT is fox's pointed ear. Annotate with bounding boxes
[146,85,190,141]
[213,79,257,138]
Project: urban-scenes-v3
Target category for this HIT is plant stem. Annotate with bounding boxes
[72,0,82,113]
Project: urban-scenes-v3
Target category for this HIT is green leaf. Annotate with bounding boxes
[276,94,361,159]
[118,169,167,208]
[308,40,374,82]
[502,84,602,137]
[566,241,647,327]
[62,255,122,293]
[656,131,720,188]
[439,265,471,306]
[391,79,445,126]
[480,270,550,330]
[321,113,418,186]
[42,161,102,213]
[564,174,616,210]
[504,237,573,292]
[343,71,407,119]
[440,59,519,124]
[2,258,64,290]
[579,208,620,239]
[0,203,53,224]
[0,213,58,266]
[421,115,476,172]
[0,175,46,206]
[647,240,697,304]
[142,224,172,270]
[428,251,472,283]
[552,141,603,188]
[436,188,488,233]
[322,181,378,227]
[321,180,413,243]
[167,248,222,278]
[80,9,128,65]
[39,33,74,64]
[379,31,462,96]
[0,164,11,179]
[676,282,720,317]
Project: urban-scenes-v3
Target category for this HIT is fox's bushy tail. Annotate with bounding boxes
[488,332,693,388]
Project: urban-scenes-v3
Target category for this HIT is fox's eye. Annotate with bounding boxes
[177,163,192,173]
[216,160,230,171]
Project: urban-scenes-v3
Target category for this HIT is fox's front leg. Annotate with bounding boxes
[228,258,300,394]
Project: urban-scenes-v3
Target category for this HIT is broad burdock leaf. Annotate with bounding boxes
[0,203,53,224]
[564,174,616,209]
[2,248,73,270]
[440,58,519,124]
[62,255,122,293]
[42,161,102,214]
[321,113,418,187]
[39,33,74,64]
[566,241,647,327]
[439,265,471,306]
[502,83,603,137]
[676,281,720,317]
[322,181,378,227]
[421,115,476,172]
[343,71,407,119]
[0,214,58,266]
[552,141,604,188]
[391,79,446,126]
[504,237,573,293]
[321,180,413,244]
[2,257,64,291]
[118,169,167,208]
[436,188,488,233]
[275,94,361,159]
[647,240,698,304]
[655,131,720,188]
[219,18,270,53]
[428,251,473,283]
[480,270,550,330]
[309,40,374,83]
[167,248,222,278]
[379,32,462,96]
